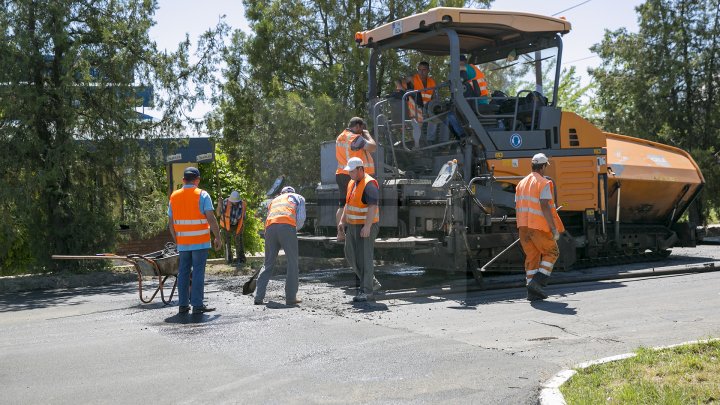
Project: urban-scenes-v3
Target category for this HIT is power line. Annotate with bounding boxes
[562,55,599,65]
[552,0,593,17]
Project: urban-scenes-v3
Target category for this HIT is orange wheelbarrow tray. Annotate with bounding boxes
[52,250,179,305]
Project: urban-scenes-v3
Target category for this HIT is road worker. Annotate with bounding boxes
[337,157,381,302]
[515,153,565,301]
[459,54,490,106]
[216,190,246,265]
[335,117,377,242]
[168,167,223,314]
[398,61,436,119]
[254,186,306,306]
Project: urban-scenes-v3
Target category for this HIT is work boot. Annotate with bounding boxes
[526,288,547,301]
[353,293,368,302]
[192,305,216,314]
[527,273,550,300]
[178,305,190,313]
[286,298,302,306]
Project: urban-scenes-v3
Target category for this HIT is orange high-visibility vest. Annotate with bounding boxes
[345,174,380,225]
[412,74,436,105]
[265,194,298,228]
[170,187,211,246]
[220,198,246,235]
[335,129,375,175]
[467,64,489,98]
[515,172,564,233]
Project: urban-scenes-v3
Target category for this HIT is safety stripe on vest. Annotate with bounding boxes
[516,207,545,216]
[344,134,350,166]
[346,206,369,213]
[516,195,541,203]
[267,211,294,219]
[174,219,208,225]
[177,229,210,237]
[346,214,368,220]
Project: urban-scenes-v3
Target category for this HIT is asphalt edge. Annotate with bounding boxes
[539,338,720,405]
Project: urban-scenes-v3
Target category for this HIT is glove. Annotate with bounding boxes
[350,135,367,151]
[552,229,560,241]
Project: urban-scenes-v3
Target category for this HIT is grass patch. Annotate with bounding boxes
[560,340,720,404]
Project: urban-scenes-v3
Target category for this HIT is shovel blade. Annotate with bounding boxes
[242,266,263,295]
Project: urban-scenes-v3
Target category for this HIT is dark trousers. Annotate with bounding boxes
[254,224,299,304]
[344,223,379,295]
[222,225,245,263]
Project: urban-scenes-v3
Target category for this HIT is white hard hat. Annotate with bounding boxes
[229,191,241,203]
[343,157,364,172]
[281,186,295,194]
[531,153,550,165]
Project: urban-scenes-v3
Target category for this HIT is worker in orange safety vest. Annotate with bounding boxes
[396,61,436,122]
[337,157,381,302]
[216,190,247,265]
[515,153,565,301]
[335,116,377,242]
[459,54,490,105]
[253,186,306,306]
[168,167,223,314]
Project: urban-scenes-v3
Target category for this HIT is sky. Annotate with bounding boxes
[149,0,645,118]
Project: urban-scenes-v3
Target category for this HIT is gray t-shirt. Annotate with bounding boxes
[362,181,379,205]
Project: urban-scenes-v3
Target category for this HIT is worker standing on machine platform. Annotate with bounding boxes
[515,153,565,301]
[335,117,377,242]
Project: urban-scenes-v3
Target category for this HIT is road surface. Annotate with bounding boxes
[1,245,719,404]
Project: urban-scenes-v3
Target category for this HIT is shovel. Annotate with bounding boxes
[242,265,263,295]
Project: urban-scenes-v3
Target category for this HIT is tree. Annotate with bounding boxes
[591,0,720,222]
[0,0,227,271]
[556,66,597,120]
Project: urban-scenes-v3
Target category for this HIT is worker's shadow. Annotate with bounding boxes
[164,313,221,324]
[351,301,389,313]
[530,300,576,315]
[265,301,302,309]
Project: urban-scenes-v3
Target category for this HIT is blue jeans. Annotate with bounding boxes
[177,249,209,307]
[444,112,466,138]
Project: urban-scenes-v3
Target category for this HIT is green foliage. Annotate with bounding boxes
[590,0,720,222]
[197,150,265,253]
[0,0,227,272]
[556,66,598,120]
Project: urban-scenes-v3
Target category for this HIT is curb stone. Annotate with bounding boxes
[539,338,720,405]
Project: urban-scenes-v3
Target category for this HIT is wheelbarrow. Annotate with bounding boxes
[52,243,179,305]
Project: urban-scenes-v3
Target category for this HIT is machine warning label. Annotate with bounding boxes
[510,133,522,148]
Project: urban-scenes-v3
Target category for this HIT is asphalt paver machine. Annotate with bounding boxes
[299,8,704,281]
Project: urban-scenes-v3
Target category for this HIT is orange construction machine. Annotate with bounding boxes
[299,8,704,281]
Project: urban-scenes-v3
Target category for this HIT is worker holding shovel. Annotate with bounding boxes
[515,153,565,301]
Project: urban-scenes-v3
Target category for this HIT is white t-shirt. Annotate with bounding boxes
[540,184,552,200]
